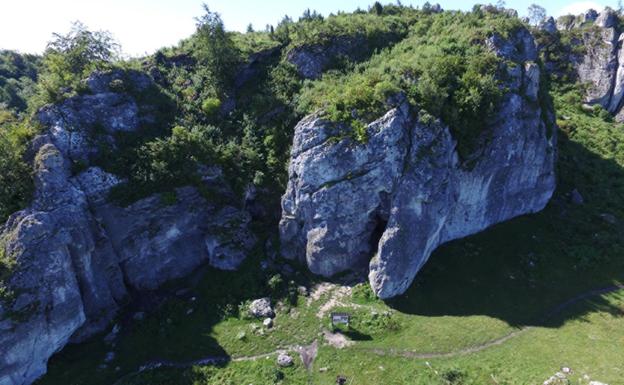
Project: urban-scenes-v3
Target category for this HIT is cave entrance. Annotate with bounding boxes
[369,213,388,257]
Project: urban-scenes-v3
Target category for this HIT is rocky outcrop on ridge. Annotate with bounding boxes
[548,8,624,121]
[279,27,556,299]
[0,71,255,385]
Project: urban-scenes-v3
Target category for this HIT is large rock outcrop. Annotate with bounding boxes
[0,71,254,385]
[552,8,624,120]
[279,28,556,299]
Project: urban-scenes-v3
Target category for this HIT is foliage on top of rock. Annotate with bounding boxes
[296,8,526,157]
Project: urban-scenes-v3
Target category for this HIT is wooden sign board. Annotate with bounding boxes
[331,312,350,325]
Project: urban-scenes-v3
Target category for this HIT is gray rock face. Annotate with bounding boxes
[557,8,624,120]
[540,17,558,34]
[287,34,401,80]
[0,72,255,385]
[280,28,556,299]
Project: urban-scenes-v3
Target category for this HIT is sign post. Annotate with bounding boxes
[330,312,350,329]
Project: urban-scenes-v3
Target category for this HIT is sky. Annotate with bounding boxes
[0,0,618,57]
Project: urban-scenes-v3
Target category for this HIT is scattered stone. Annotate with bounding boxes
[249,298,275,318]
[263,318,273,329]
[543,372,568,385]
[589,382,609,385]
[236,331,246,340]
[297,286,309,297]
[104,352,115,363]
[600,213,617,224]
[186,309,194,315]
[104,324,120,345]
[277,353,294,367]
[571,189,584,205]
[190,297,197,302]
[561,367,571,374]
[319,367,328,372]
[132,312,145,321]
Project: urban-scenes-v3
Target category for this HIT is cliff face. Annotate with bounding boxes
[0,72,254,385]
[551,8,624,120]
[279,27,557,299]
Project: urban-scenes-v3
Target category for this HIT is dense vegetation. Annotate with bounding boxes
[297,8,522,151]
[0,50,40,112]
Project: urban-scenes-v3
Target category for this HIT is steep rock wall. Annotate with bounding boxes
[279,28,556,299]
[553,8,624,120]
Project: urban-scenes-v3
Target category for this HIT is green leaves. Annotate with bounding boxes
[33,22,118,107]
[0,118,34,222]
[298,10,513,151]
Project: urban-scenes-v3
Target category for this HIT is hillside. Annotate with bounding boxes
[0,3,623,385]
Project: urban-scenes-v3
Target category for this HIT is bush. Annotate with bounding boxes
[297,9,519,154]
[34,21,119,106]
[201,97,221,116]
[0,117,35,222]
[267,274,284,293]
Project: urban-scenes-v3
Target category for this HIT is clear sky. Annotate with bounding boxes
[0,0,617,57]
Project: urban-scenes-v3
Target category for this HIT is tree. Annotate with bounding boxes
[45,21,119,76]
[273,15,293,44]
[299,8,323,22]
[194,4,240,96]
[37,21,119,103]
[527,4,547,26]
[372,2,384,15]
[246,23,254,33]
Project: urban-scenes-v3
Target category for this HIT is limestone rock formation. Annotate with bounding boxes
[0,71,255,385]
[279,27,556,299]
[552,8,624,121]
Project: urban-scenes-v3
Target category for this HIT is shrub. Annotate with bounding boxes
[193,5,241,96]
[34,21,119,106]
[201,97,221,116]
[297,9,516,155]
[0,118,35,222]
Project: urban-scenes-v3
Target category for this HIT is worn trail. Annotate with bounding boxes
[112,284,624,384]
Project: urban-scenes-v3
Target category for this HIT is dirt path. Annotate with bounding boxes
[112,284,624,384]
[365,284,624,360]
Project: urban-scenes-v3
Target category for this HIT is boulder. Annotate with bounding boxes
[570,189,584,205]
[249,298,274,318]
[277,353,294,367]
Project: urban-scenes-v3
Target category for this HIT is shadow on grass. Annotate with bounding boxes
[342,329,373,341]
[37,253,288,385]
[384,132,624,329]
